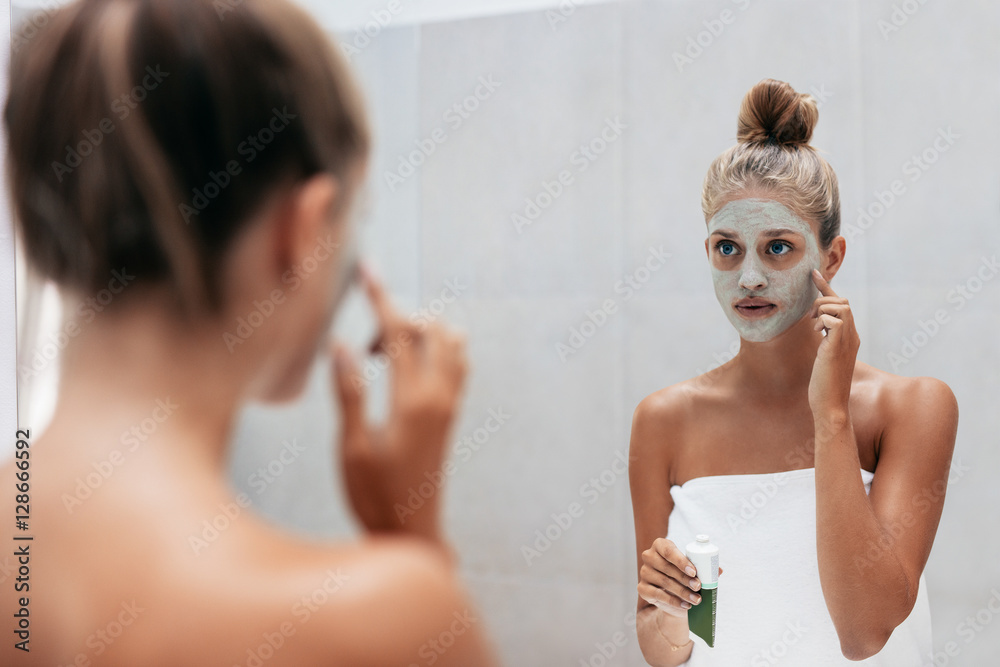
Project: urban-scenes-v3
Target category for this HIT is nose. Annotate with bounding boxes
[738,257,767,291]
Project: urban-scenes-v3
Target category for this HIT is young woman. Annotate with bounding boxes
[629,79,958,666]
[0,1,497,665]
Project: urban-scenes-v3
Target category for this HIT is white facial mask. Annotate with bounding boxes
[707,199,823,342]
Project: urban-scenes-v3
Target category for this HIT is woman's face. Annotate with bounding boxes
[706,198,823,342]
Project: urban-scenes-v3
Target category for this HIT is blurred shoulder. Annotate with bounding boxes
[297,535,484,667]
[184,533,479,665]
[137,515,482,666]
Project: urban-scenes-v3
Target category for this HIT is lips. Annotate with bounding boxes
[733,297,776,319]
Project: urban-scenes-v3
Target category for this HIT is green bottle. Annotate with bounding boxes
[685,534,719,648]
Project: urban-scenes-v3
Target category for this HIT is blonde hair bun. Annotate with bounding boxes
[736,78,818,148]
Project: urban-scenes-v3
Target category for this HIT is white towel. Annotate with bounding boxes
[664,467,932,666]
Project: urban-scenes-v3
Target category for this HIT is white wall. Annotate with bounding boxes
[11,0,615,30]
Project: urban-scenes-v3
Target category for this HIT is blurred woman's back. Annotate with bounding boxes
[1,1,496,665]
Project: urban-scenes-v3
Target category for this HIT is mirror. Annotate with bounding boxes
[6,1,993,665]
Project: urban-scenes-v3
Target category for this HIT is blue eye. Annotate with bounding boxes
[768,241,792,255]
[716,241,737,256]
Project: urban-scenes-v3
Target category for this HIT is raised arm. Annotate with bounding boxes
[808,270,959,659]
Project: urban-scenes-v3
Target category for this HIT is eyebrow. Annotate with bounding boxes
[709,227,805,238]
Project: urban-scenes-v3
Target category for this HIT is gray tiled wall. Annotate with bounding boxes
[228,2,1000,665]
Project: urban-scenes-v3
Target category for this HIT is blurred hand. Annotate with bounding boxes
[331,263,468,545]
[639,537,724,617]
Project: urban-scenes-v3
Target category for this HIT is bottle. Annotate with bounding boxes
[685,534,719,648]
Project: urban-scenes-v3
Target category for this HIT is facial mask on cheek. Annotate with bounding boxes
[707,199,823,343]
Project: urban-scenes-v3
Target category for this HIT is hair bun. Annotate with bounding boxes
[736,78,818,148]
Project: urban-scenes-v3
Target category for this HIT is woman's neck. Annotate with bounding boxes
[731,315,827,399]
[46,293,253,474]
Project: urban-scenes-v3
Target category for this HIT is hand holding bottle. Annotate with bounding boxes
[639,537,724,617]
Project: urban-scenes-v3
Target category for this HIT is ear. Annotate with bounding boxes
[272,174,341,273]
[704,237,710,259]
[820,235,847,281]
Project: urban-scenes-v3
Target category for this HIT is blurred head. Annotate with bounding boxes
[701,78,844,343]
[5,0,372,400]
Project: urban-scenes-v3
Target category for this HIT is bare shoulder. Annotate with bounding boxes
[630,370,726,450]
[66,498,489,666]
[294,536,486,667]
[632,381,702,435]
[0,434,492,666]
[629,378,710,485]
[854,362,959,466]
[857,361,958,424]
[170,529,490,667]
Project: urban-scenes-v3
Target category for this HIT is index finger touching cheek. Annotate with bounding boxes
[811,268,838,298]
